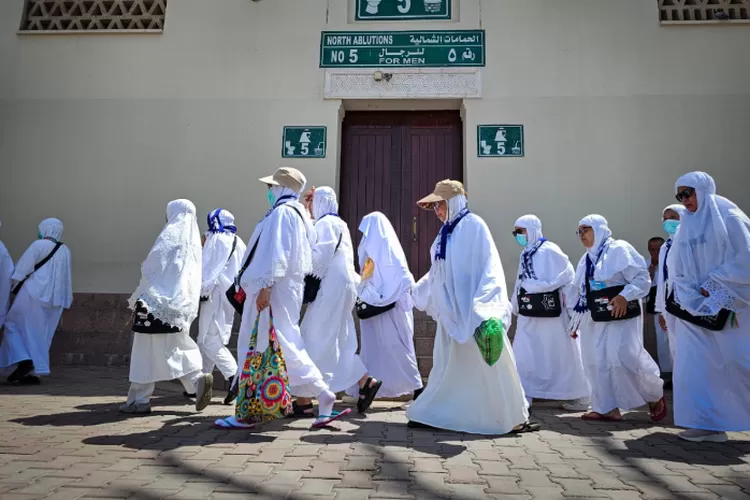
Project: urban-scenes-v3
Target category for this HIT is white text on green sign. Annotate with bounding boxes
[477,125,524,158]
[355,0,452,21]
[320,30,485,68]
[282,127,327,159]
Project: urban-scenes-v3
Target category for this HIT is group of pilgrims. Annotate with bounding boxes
[0,168,748,443]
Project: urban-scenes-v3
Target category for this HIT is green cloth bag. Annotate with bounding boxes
[474,318,504,366]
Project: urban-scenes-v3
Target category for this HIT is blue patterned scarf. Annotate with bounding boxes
[435,208,471,261]
[520,238,547,280]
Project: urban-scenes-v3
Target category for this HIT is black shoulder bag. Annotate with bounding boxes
[665,291,730,331]
[303,231,343,305]
[517,287,563,318]
[201,235,237,302]
[645,286,657,315]
[225,233,261,315]
[586,281,642,322]
[12,242,63,296]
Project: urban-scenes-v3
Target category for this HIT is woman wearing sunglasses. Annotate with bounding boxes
[669,172,750,443]
[568,215,666,423]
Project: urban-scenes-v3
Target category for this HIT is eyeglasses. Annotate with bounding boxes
[675,187,695,202]
[576,227,592,237]
[511,230,526,237]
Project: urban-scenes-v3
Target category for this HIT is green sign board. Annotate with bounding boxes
[477,125,525,158]
[355,0,452,21]
[282,126,327,159]
[320,30,485,68]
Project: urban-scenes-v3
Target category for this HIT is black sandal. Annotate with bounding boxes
[18,375,41,385]
[357,377,383,413]
[7,360,34,383]
[510,421,541,434]
[286,401,315,419]
[223,376,237,406]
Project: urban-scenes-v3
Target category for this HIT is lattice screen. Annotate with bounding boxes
[659,0,750,23]
[20,0,167,32]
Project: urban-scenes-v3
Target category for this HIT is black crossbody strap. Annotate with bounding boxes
[12,242,63,295]
[235,232,261,284]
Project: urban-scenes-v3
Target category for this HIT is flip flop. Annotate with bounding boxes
[214,416,256,430]
[357,377,383,414]
[510,421,541,434]
[581,412,623,422]
[649,396,668,422]
[312,408,351,428]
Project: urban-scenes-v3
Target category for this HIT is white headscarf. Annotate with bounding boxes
[663,204,687,221]
[671,171,750,315]
[201,208,237,298]
[128,199,202,331]
[514,214,544,249]
[358,212,414,305]
[312,186,339,221]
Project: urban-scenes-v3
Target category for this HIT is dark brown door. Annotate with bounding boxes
[339,111,463,279]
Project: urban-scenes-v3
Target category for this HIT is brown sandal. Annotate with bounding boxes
[649,396,668,422]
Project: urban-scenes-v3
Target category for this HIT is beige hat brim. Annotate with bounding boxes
[417,192,444,208]
[258,175,279,186]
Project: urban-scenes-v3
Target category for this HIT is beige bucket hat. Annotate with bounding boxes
[417,179,466,208]
[259,167,306,193]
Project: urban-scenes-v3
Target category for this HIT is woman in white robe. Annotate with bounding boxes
[0,218,72,384]
[0,221,14,332]
[299,187,380,413]
[569,215,666,422]
[345,212,423,403]
[120,199,213,414]
[198,208,247,405]
[653,204,686,371]
[669,171,750,442]
[216,167,349,429]
[511,215,590,411]
[407,180,534,435]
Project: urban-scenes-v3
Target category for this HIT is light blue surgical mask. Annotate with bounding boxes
[37,231,43,240]
[267,190,275,207]
[515,234,528,247]
[663,219,679,236]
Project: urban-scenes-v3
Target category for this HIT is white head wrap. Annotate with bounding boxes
[671,171,750,315]
[513,214,544,249]
[201,209,237,298]
[312,186,339,221]
[662,204,687,220]
[128,199,202,330]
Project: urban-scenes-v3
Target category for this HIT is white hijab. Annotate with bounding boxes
[358,212,414,305]
[201,208,237,298]
[128,199,202,331]
[670,171,750,315]
[514,214,543,249]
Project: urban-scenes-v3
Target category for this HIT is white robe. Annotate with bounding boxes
[511,241,589,401]
[669,182,750,432]
[235,200,328,398]
[652,243,676,371]
[574,240,663,414]
[407,212,529,434]
[300,215,366,393]
[0,232,72,376]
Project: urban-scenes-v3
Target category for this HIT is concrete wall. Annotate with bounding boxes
[1,0,749,292]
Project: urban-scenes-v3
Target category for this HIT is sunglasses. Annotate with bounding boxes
[675,187,695,202]
[576,227,593,237]
[511,230,526,237]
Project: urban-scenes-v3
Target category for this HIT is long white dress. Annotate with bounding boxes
[0,239,14,330]
[0,219,72,376]
[235,193,329,399]
[408,204,529,435]
[653,239,677,366]
[572,227,663,415]
[512,239,590,402]
[301,210,367,393]
[346,212,422,399]
[669,173,750,432]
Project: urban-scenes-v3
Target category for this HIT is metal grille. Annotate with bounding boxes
[20,0,167,32]
[659,0,750,23]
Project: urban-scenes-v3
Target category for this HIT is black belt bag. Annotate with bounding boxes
[355,299,396,320]
[303,232,343,305]
[665,291,730,332]
[645,286,657,315]
[517,288,562,318]
[587,284,641,322]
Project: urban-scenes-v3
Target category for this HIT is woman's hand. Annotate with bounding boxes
[609,295,628,318]
[658,314,667,332]
[256,287,271,312]
[700,288,710,297]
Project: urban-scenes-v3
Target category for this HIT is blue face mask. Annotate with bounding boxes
[515,234,528,247]
[38,231,43,240]
[663,219,679,235]
[267,190,275,207]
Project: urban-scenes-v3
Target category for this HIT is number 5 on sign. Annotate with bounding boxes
[397,0,412,14]
[330,49,358,64]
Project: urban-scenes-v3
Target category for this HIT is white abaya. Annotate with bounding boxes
[235,191,328,399]
[572,215,663,415]
[511,216,589,401]
[408,199,528,435]
[347,212,422,398]
[669,172,750,432]
[0,219,72,376]
[300,188,367,392]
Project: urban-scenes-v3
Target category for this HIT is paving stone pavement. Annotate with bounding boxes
[0,367,749,500]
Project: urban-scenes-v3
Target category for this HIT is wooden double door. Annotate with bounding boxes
[339,111,464,279]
